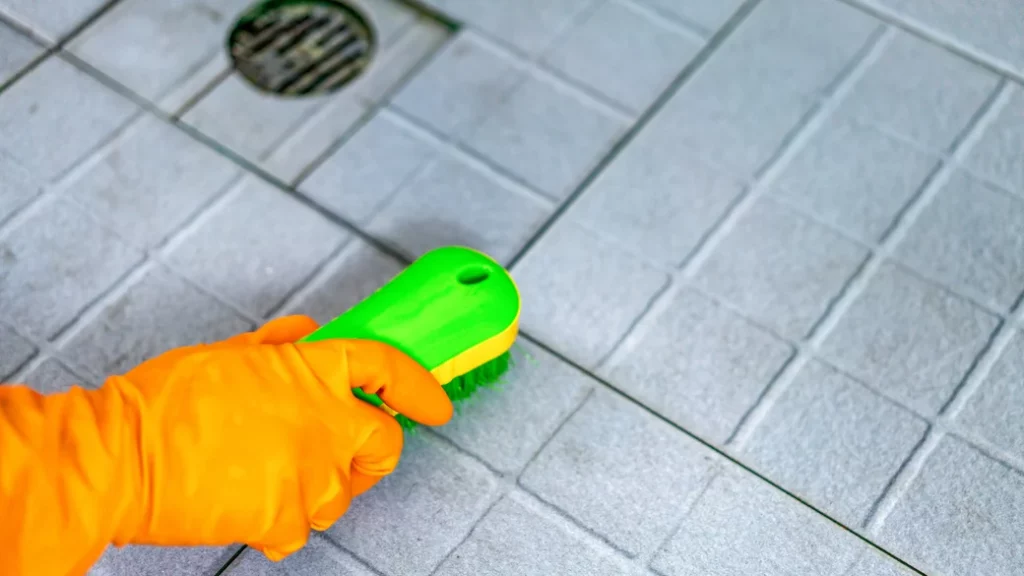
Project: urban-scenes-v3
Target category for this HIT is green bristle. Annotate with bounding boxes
[394,350,513,431]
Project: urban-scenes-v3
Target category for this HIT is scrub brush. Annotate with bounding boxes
[299,245,520,429]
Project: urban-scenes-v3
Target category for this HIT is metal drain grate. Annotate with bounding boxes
[228,0,376,96]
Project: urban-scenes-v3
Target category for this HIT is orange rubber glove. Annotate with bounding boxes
[0,315,453,576]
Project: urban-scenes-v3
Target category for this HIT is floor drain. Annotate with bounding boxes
[228,0,376,97]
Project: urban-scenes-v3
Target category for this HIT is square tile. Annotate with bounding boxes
[282,240,404,325]
[0,323,35,379]
[542,0,701,113]
[569,140,744,267]
[66,115,241,249]
[819,263,999,415]
[435,496,627,576]
[773,120,939,242]
[21,358,92,393]
[63,266,252,378]
[966,85,1024,197]
[0,21,41,85]
[68,0,252,101]
[0,152,44,224]
[693,198,869,341]
[87,544,240,576]
[602,288,793,444]
[299,112,437,223]
[958,330,1024,461]
[741,360,928,526]
[0,199,141,340]
[326,434,499,576]
[512,219,669,368]
[835,31,999,152]
[391,32,526,139]
[0,56,138,180]
[651,468,862,575]
[635,0,742,32]
[367,153,552,264]
[430,0,598,56]
[875,436,1024,576]
[520,392,721,556]
[346,13,449,105]
[463,72,627,200]
[438,339,593,474]
[896,170,1024,311]
[0,0,107,40]
[166,177,348,317]
[221,535,374,576]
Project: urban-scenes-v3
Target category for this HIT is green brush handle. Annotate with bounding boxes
[299,246,520,408]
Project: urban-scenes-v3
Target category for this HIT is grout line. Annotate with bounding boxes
[616,0,711,44]
[635,468,723,569]
[505,0,768,271]
[863,427,943,534]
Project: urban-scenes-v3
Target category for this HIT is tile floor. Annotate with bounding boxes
[2,0,1023,574]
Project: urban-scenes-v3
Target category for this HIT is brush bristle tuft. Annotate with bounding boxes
[396,351,512,431]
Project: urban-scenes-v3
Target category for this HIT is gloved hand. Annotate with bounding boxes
[0,315,453,576]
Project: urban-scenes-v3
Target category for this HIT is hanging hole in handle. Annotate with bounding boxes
[457,266,490,285]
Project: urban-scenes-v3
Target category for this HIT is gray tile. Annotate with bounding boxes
[569,141,745,267]
[602,288,792,444]
[835,31,999,152]
[21,358,90,393]
[869,0,1024,77]
[635,0,743,32]
[649,0,879,179]
[391,32,526,139]
[741,360,928,526]
[0,0,106,40]
[512,219,669,368]
[0,199,141,340]
[0,56,138,180]
[326,434,499,576]
[819,263,999,415]
[844,549,916,576]
[430,0,599,56]
[876,436,1024,576]
[773,120,938,242]
[541,0,701,113]
[358,0,418,49]
[367,153,552,264]
[167,178,348,317]
[87,544,241,576]
[0,21,41,84]
[966,85,1024,197]
[520,392,721,556]
[896,171,1024,311]
[958,330,1024,461]
[66,115,241,249]
[651,468,862,576]
[221,536,373,576]
[67,0,252,101]
[438,340,593,474]
[299,112,436,224]
[463,71,627,200]
[693,198,869,341]
[435,496,628,576]
[282,240,404,326]
[0,151,44,224]
[0,323,34,379]
[63,266,251,378]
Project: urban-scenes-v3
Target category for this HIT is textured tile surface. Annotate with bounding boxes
[895,170,1024,311]
[958,330,1024,460]
[63,266,251,378]
[430,0,598,56]
[435,496,627,576]
[0,200,141,340]
[651,468,862,575]
[0,324,34,379]
[741,360,928,526]
[773,119,938,242]
[513,220,669,367]
[542,0,701,113]
[326,435,499,576]
[438,340,593,474]
[464,72,627,200]
[521,392,721,556]
[845,549,917,576]
[0,21,40,85]
[635,0,742,32]
[693,198,868,341]
[966,85,1024,196]
[0,0,106,40]
[367,153,551,264]
[875,436,1024,576]
[88,544,240,576]
[166,178,348,317]
[21,358,90,393]
[602,288,792,444]
[819,263,998,415]
[221,537,374,576]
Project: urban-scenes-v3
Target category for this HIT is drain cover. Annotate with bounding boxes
[228,0,376,96]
